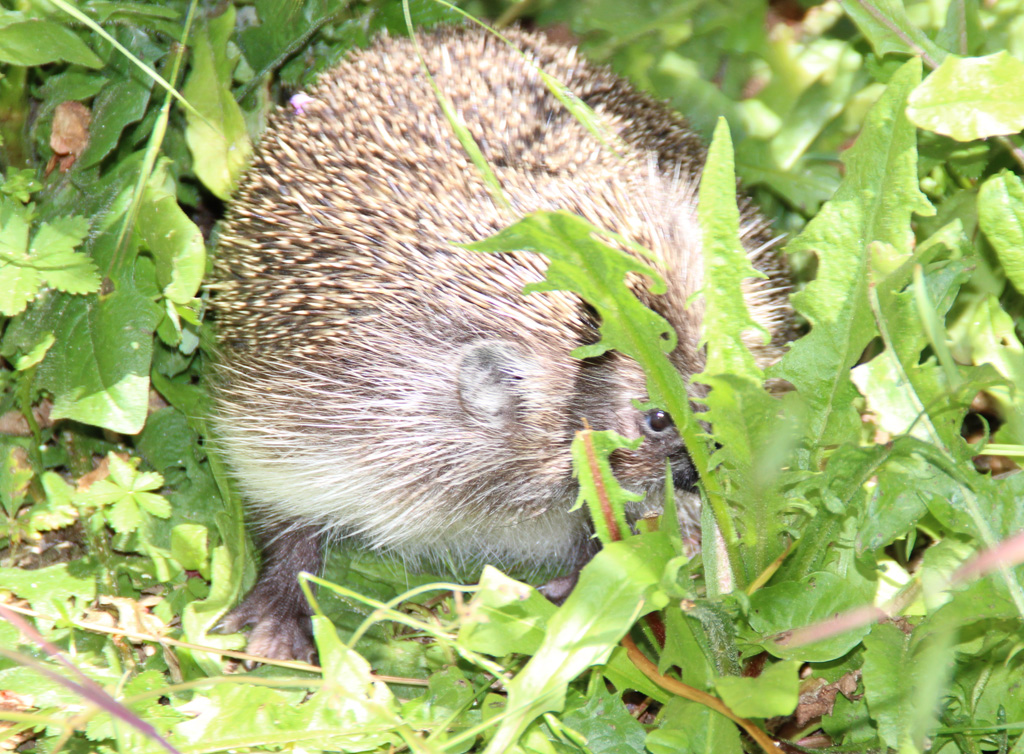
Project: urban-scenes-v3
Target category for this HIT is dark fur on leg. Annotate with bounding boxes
[216,526,322,665]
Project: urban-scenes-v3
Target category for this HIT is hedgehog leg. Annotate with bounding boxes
[216,526,322,665]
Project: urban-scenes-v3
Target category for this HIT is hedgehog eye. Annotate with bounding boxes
[645,410,673,433]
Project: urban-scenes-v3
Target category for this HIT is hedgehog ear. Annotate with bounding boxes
[457,341,537,427]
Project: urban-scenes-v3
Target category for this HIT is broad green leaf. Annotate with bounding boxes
[458,566,556,657]
[748,570,876,661]
[0,563,97,616]
[238,0,334,77]
[713,659,801,718]
[863,620,954,752]
[27,281,161,435]
[771,58,932,456]
[77,35,153,168]
[839,0,947,65]
[137,159,206,304]
[978,171,1024,295]
[862,622,914,751]
[170,524,211,577]
[908,52,1024,141]
[0,18,103,68]
[184,8,252,200]
[483,536,670,753]
[560,685,647,754]
[645,698,743,754]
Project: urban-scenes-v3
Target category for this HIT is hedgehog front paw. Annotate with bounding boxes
[217,593,317,666]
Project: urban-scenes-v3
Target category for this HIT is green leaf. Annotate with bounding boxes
[713,659,801,718]
[484,536,670,752]
[32,472,78,533]
[469,211,673,362]
[183,8,252,200]
[77,34,153,168]
[0,445,33,518]
[571,429,643,546]
[559,685,647,754]
[0,18,103,68]
[1,167,42,202]
[862,622,911,750]
[137,160,206,304]
[0,562,97,616]
[458,567,556,657]
[29,216,96,293]
[978,171,1024,295]
[170,524,210,576]
[908,52,1024,141]
[77,454,169,534]
[697,117,765,382]
[862,620,953,751]
[29,285,161,434]
[958,295,1024,445]
[646,698,744,754]
[466,211,712,551]
[748,570,877,661]
[771,57,933,456]
[839,0,947,65]
[238,0,335,77]
[0,199,96,316]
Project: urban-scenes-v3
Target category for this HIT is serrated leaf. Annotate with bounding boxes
[771,57,933,454]
[108,495,144,533]
[862,621,914,750]
[465,211,706,487]
[468,211,673,360]
[135,491,171,518]
[30,215,98,294]
[646,698,744,754]
[0,199,97,314]
[560,685,647,754]
[908,52,1024,141]
[571,429,643,546]
[697,117,765,382]
[862,620,954,751]
[184,8,252,200]
[80,455,170,532]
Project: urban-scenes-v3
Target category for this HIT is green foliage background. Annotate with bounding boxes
[2,0,1024,752]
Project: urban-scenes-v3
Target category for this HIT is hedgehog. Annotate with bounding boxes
[209,25,792,663]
